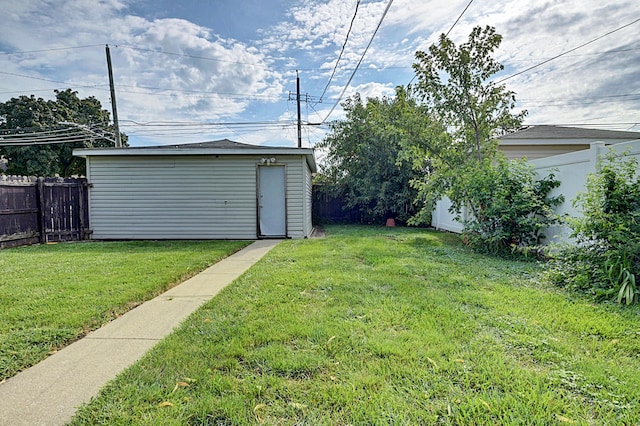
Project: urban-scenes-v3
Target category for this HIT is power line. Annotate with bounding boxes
[495,16,640,84]
[525,122,640,128]
[0,70,107,90]
[0,131,112,146]
[518,92,640,107]
[114,45,269,69]
[445,0,475,38]
[0,72,287,102]
[119,119,293,127]
[407,0,475,86]
[0,44,104,56]
[501,45,640,63]
[0,135,97,146]
[114,83,287,101]
[320,0,394,124]
[318,0,361,103]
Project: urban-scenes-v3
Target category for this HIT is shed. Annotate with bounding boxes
[73,139,317,240]
[497,125,640,160]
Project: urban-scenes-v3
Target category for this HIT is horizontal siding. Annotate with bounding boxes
[88,156,258,239]
[304,163,313,237]
[286,159,305,238]
[499,144,590,160]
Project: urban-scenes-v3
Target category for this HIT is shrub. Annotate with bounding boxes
[451,158,563,258]
[549,151,640,303]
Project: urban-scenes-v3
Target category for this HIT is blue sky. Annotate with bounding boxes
[1,0,639,147]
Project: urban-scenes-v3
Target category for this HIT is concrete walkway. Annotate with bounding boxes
[0,239,281,426]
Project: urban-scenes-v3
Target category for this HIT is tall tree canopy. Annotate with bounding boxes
[407,25,527,221]
[0,89,126,176]
[317,87,437,224]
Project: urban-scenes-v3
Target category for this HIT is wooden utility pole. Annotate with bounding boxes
[296,70,302,148]
[105,45,122,148]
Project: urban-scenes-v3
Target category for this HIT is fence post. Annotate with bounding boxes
[37,177,46,244]
[589,141,606,173]
[79,179,88,240]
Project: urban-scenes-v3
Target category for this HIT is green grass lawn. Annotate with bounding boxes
[70,226,640,425]
[0,240,250,381]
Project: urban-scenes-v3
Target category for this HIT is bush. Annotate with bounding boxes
[451,158,563,258]
[549,151,640,304]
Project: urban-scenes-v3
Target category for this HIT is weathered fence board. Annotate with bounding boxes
[312,185,364,224]
[0,176,90,248]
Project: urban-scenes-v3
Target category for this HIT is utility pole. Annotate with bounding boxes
[296,70,302,148]
[105,44,122,148]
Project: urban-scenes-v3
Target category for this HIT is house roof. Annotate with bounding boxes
[500,125,640,141]
[152,139,272,150]
[74,139,317,172]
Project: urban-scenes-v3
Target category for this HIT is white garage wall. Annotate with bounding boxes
[431,196,466,234]
[531,140,640,244]
[432,140,640,244]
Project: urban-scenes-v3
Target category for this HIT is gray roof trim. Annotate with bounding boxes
[500,125,640,141]
[73,139,317,172]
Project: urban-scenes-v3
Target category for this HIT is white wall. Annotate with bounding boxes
[431,139,640,244]
[531,140,640,244]
[431,196,466,233]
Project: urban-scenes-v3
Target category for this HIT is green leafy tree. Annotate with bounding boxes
[408,25,527,221]
[317,87,433,224]
[0,89,126,176]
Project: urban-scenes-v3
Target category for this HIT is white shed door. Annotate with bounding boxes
[258,165,286,237]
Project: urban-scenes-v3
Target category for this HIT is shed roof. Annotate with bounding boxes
[74,139,317,172]
[500,125,640,141]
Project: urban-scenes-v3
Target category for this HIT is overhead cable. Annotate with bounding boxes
[0,44,104,55]
[318,0,361,103]
[0,124,115,146]
[496,16,640,84]
[119,119,293,127]
[320,0,394,124]
[408,0,475,86]
[444,0,475,38]
[0,70,107,90]
[115,45,268,68]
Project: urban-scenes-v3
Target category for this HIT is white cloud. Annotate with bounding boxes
[2,0,640,148]
[0,0,288,146]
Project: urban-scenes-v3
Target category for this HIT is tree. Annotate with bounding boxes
[407,25,527,221]
[0,89,126,176]
[317,87,433,224]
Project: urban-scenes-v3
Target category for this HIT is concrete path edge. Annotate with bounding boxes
[0,239,281,426]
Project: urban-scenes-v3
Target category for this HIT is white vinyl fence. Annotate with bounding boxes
[431,139,640,244]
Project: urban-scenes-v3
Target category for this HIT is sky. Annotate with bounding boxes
[1,0,639,148]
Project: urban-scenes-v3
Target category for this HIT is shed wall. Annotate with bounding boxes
[86,154,311,240]
[303,161,313,237]
[284,158,307,238]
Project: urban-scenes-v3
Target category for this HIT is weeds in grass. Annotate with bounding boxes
[71,227,640,425]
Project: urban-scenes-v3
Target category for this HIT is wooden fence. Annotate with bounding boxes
[312,185,364,224]
[0,176,90,248]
